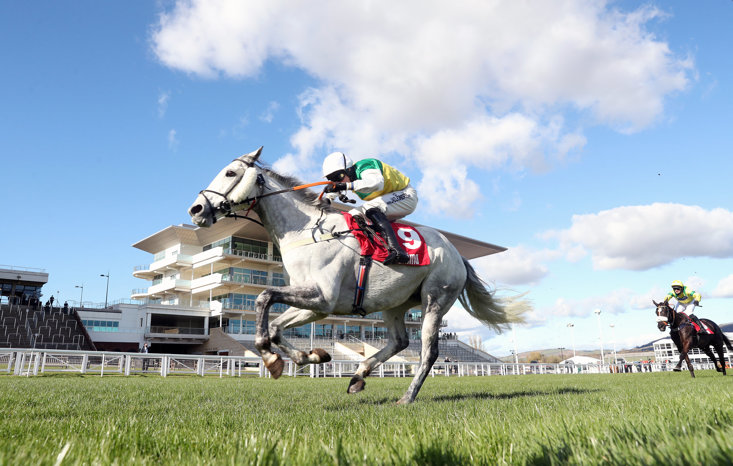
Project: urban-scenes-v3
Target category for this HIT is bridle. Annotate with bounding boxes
[656,303,678,331]
[197,158,333,226]
[196,158,265,225]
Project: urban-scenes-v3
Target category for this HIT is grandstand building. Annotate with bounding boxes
[83,212,506,361]
[653,330,733,367]
[0,265,47,305]
[1,265,96,351]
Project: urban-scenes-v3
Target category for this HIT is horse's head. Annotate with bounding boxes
[188,147,264,227]
[653,299,674,332]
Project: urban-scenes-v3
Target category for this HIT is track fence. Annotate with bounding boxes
[0,348,714,379]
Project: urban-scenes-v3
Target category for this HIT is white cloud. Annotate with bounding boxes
[151,1,692,214]
[545,203,733,270]
[158,91,170,118]
[473,245,560,286]
[259,101,280,123]
[168,129,179,150]
[712,274,733,298]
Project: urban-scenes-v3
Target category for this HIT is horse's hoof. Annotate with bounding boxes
[265,354,284,379]
[310,348,332,364]
[672,368,682,372]
[396,396,412,405]
[347,376,365,394]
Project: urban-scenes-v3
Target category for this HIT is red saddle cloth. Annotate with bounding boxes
[342,212,430,266]
[687,316,714,335]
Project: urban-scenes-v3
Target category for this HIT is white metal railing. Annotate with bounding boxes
[0,348,712,379]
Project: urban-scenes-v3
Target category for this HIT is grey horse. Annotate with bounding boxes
[188,147,529,404]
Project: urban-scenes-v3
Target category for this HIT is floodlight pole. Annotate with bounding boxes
[75,284,84,308]
[610,323,617,363]
[100,272,110,308]
[594,309,605,364]
[567,323,576,357]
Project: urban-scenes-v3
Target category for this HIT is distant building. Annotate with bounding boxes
[0,266,47,305]
[653,330,733,366]
[79,213,506,357]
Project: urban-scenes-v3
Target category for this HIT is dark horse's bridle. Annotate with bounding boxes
[656,302,685,333]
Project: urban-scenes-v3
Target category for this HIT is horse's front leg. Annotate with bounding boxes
[679,338,695,378]
[254,285,327,378]
[269,307,332,365]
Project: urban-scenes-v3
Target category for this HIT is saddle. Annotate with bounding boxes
[690,321,714,335]
[343,212,430,316]
[342,212,430,266]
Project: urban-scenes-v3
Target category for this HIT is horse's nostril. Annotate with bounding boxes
[190,204,203,215]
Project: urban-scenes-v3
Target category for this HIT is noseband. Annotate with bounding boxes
[198,158,264,224]
[197,159,333,226]
[657,304,677,331]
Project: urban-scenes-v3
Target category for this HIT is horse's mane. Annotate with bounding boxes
[259,164,337,212]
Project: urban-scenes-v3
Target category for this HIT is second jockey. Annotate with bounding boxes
[322,152,418,265]
[665,280,705,333]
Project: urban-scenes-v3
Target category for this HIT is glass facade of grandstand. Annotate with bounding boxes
[126,217,442,352]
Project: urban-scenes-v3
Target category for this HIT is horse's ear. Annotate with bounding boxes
[653,300,658,307]
[250,146,263,161]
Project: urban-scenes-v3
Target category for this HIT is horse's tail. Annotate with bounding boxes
[722,330,733,351]
[458,257,531,333]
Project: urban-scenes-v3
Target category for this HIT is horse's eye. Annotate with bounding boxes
[226,170,236,177]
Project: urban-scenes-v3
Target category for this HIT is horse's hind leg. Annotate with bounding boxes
[712,344,727,375]
[398,289,459,405]
[348,306,411,394]
[269,307,332,365]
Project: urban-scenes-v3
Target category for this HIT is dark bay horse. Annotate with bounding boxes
[653,300,732,377]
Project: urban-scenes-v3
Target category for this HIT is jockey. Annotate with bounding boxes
[322,151,418,265]
[664,280,704,332]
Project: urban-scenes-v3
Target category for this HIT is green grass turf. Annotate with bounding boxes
[1,371,733,465]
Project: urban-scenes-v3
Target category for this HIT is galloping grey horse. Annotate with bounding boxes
[188,147,528,403]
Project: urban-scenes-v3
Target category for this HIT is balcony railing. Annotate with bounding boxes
[146,326,207,335]
[223,248,282,263]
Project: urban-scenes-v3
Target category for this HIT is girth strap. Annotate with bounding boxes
[352,255,373,317]
[279,233,337,255]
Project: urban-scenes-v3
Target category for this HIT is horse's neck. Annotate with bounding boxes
[253,184,334,244]
[673,310,687,328]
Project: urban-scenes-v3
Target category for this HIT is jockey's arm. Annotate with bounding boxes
[350,168,384,193]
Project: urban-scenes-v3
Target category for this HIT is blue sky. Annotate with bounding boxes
[2,1,732,357]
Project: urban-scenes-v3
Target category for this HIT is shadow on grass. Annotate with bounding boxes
[429,386,600,403]
[327,387,600,410]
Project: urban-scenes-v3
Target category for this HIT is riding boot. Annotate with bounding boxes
[690,315,704,334]
[365,208,409,265]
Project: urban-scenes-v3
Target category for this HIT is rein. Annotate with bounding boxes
[199,157,334,226]
[223,180,333,226]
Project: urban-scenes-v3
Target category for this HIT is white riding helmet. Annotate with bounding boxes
[322,152,354,179]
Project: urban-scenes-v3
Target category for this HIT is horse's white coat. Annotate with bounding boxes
[189,147,529,403]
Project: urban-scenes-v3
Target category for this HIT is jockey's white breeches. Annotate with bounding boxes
[359,185,418,220]
[674,301,697,317]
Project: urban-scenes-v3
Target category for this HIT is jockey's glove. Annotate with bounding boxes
[693,300,699,306]
[325,182,349,193]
